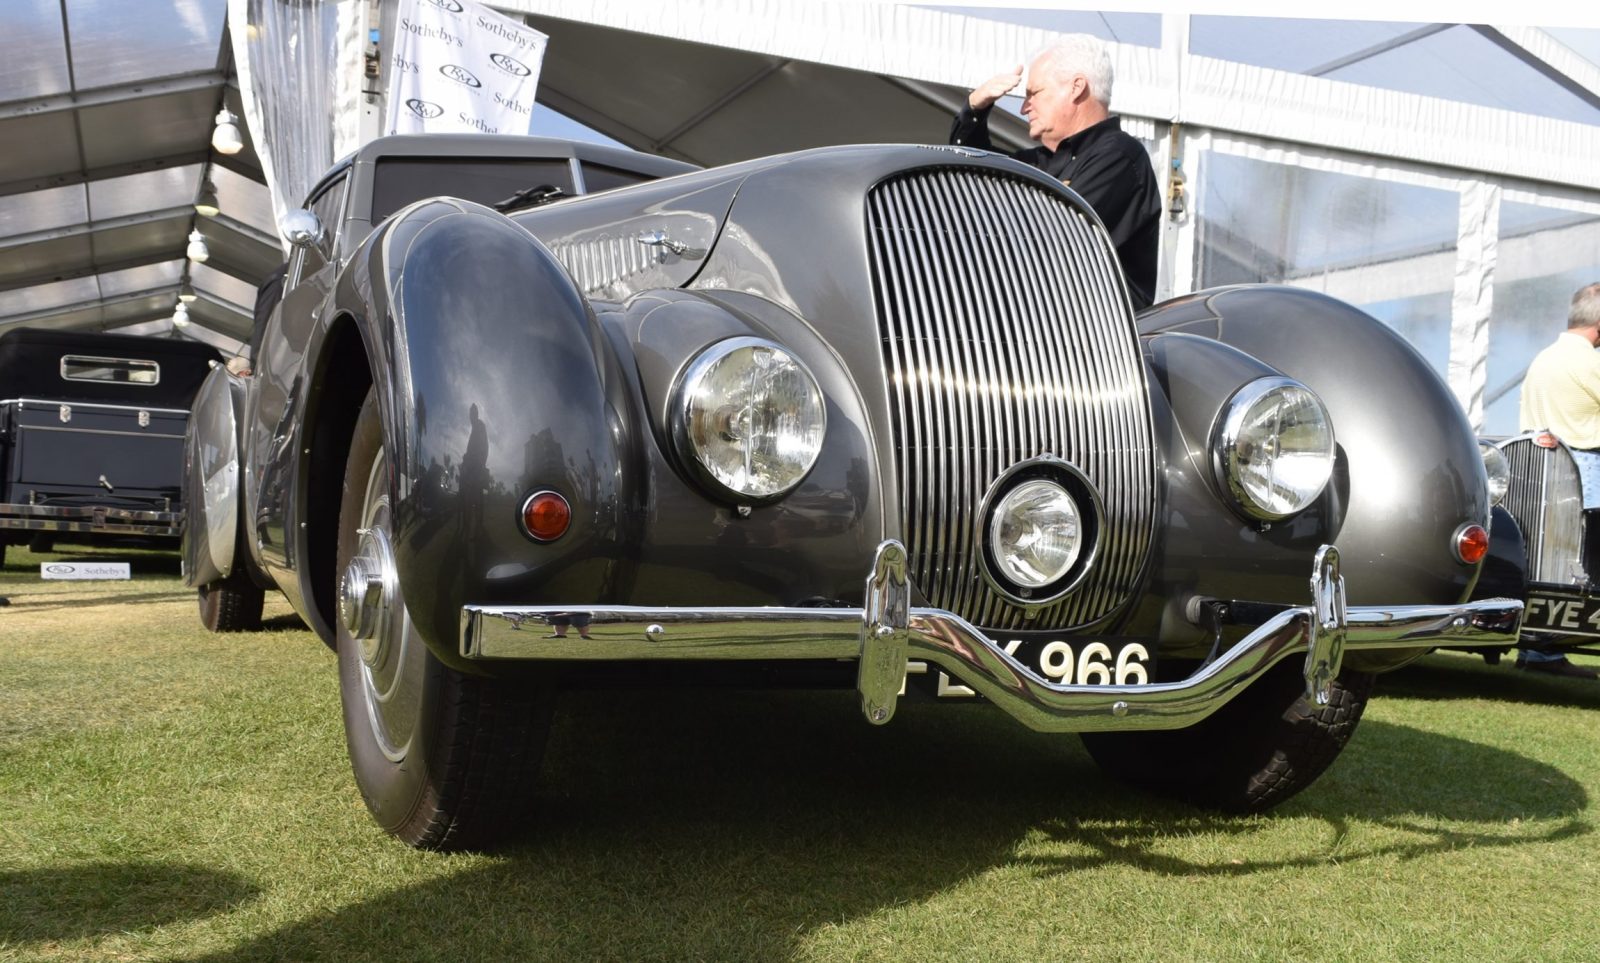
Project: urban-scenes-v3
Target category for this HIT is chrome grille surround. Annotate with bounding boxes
[1499,436,1584,585]
[866,168,1158,631]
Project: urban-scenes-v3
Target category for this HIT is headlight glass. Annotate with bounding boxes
[1214,377,1335,521]
[675,337,825,500]
[1481,441,1509,507]
[990,479,1083,588]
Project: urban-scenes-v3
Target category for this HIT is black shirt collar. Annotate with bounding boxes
[1053,115,1123,159]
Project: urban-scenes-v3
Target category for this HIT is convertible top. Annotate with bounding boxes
[0,327,221,407]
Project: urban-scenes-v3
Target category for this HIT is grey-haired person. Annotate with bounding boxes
[951,34,1162,309]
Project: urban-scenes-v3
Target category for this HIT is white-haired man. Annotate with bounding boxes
[951,34,1161,309]
[1517,281,1600,679]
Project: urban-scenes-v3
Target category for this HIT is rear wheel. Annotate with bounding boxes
[197,573,264,632]
[336,389,552,850]
[1081,660,1374,813]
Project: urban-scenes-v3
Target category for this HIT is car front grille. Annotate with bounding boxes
[866,167,1156,632]
[1500,437,1584,585]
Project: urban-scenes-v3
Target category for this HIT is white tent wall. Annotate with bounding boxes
[281,0,1600,433]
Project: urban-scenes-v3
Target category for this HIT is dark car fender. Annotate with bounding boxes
[182,364,247,588]
[1140,286,1490,671]
[329,198,642,662]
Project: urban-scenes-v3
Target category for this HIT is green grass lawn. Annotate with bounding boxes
[4,542,1600,962]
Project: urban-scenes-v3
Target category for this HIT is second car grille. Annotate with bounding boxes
[866,167,1157,632]
[1500,437,1584,585]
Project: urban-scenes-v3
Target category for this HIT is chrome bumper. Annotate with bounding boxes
[0,502,181,537]
[460,541,1522,733]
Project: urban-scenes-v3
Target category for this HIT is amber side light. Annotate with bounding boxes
[521,491,571,542]
[1454,524,1490,565]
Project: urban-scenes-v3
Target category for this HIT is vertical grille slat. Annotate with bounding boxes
[868,168,1158,631]
[1501,439,1584,585]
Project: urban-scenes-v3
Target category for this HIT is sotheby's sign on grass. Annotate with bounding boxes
[40,561,131,580]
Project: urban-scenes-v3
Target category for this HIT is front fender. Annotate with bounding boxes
[182,365,245,588]
[347,198,639,660]
[1140,286,1488,610]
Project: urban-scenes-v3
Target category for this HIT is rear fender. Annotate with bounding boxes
[182,365,245,587]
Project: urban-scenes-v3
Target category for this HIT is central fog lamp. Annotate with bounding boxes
[212,109,244,155]
[990,479,1083,589]
[186,229,210,263]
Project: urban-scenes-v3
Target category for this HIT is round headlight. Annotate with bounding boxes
[674,337,826,501]
[989,479,1084,588]
[1481,441,1509,507]
[1213,377,1335,521]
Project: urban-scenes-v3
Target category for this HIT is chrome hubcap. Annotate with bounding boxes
[349,447,419,763]
[340,526,396,666]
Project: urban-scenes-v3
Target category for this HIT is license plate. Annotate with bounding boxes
[907,636,1154,698]
[1523,591,1600,640]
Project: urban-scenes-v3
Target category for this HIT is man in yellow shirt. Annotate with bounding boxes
[1517,282,1600,678]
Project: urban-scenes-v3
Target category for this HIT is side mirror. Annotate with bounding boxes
[279,210,325,250]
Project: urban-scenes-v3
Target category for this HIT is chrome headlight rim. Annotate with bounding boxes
[1211,376,1336,523]
[1481,440,1509,508]
[976,456,1103,608]
[669,336,827,505]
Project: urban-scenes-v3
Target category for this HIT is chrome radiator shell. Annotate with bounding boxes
[865,168,1157,631]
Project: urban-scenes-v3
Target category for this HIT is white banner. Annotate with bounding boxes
[386,0,547,137]
[40,562,131,581]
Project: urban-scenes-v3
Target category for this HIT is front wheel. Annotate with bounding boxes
[1081,660,1374,813]
[336,389,552,850]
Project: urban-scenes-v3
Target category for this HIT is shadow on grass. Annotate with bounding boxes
[1380,652,1600,711]
[4,590,190,611]
[0,862,258,945]
[262,611,309,632]
[186,688,1588,962]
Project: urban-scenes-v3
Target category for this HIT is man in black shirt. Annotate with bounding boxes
[951,35,1162,309]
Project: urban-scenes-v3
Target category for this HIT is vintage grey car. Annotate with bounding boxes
[183,133,1521,850]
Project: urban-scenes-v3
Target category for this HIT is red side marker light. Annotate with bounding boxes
[1534,431,1560,449]
[521,491,571,542]
[1454,523,1489,565]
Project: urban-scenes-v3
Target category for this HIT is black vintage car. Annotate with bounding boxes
[1483,432,1600,654]
[0,327,220,564]
[183,134,1521,850]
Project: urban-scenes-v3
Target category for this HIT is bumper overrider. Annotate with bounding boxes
[460,541,1522,733]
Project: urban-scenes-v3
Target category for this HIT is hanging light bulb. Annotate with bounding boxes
[212,108,244,155]
[195,176,220,217]
[178,279,197,303]
[172,301,191,327]
[186,229,210,263]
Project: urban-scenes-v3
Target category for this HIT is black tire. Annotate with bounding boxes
[337,389,552,851]
[197,573,264,632]
[1081,659,1375,813]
